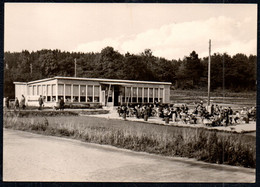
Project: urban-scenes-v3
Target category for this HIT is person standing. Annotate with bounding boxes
[38,95,44,110]
[5,97,10,109]
[14,97,19,111]
[20,95,26,110]
[60,97,65,111]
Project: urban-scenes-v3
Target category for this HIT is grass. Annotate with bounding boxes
[4,115,256,168]
[4,109,109,118]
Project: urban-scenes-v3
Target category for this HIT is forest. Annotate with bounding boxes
[4,46,256,98]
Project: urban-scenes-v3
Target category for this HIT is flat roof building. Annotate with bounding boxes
[14,76,171,107]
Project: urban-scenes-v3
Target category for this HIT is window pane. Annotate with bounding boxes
[58,84,63,95]
[133,87,137,97]
[80,85,86,96]
[94,86,100,96]
[65,84,71,96]
[154,88,158,97]
[73,85,79,96]
[149,88,153,97]
[29,86,32,95]
[160,88,163,98]
[33,86,37,95]
[125,87,131,96]
[39,85,42,95]
[52,84,56,95]
[87,85,93,96]
[47,85,51,96]
[42,85,46,96]
[144,88,148,97]
[138,87,142,97]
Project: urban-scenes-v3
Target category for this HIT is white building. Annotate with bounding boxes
[14,76,171,107]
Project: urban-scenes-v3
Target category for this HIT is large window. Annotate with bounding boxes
[80,85,86,102]
[33,85,36,96]
[125,87,131,103]
[120,86,125,103]
[132,87,137,102]
[160,88,164,102]
[138,87,142,103]
[73,85,79,102]
[37,85,42,96]
[149,88,153,103]
[29,86,32,96]
[144,88,148,103]
[87,85,93,102]
[154,88,159,103]
[42,85,46,101]
[51,84,56,101]
[94,86,100,102]
[47,85,51,101]
[65,84,71,102]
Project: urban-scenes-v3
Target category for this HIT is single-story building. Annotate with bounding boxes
[14,76,171,107]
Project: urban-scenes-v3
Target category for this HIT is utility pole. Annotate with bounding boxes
[74,58,77,77]
[30,63,33,75]
[207,39,211,107]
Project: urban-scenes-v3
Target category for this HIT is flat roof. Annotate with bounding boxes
[13,82,28,85]
[19,76,172,85]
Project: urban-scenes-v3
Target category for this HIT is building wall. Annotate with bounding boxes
[15,78,171,107]
[27,79,57,106]
[15,84,28,104]
[164,85,171,103]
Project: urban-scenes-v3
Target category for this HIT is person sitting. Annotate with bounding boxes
[234,111,240,123]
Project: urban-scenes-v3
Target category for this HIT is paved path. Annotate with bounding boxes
[89,109,256,133]
[3,129,255,182]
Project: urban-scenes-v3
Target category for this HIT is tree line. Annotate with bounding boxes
[4,47,256,98]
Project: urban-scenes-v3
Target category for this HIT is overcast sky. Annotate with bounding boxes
[4,3,257,60]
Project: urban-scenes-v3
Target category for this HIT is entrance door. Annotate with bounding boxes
[114,86,119,106]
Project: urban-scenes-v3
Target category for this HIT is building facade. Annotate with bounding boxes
[14,76,171,107]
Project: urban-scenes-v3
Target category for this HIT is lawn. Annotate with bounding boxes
[4,115,256,168]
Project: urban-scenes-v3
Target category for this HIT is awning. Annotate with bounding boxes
[100,82,133,86]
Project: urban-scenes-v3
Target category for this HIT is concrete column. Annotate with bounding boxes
[79,85,81,102]
[71,84,73,101]
[153,87,155,103]
[147,87,149,103]
[63,84,66,100]
[56,83,58,102]
[86,84,88,102]
[142,87,144,103]
[93,85,94,102]
[99,85,101,104]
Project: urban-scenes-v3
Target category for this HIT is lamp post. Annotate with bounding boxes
[207,39,211,107]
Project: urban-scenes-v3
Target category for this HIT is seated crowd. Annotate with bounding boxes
[116,102,256,126]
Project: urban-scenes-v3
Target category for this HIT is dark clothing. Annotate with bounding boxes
[15,99,19,108]
[38,97,44,110]
[5,98,9,109]
[59,99,65,110]
[20,96,26,110]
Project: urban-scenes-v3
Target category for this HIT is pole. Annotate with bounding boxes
[207,39,211,107]
[74,58,77,77]
[223,54,225,101]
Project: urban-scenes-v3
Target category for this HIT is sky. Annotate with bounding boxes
[4,3,257,60]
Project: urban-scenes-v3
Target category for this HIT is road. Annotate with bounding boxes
[3,129,255,182]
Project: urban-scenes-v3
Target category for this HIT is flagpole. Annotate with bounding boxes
[207,39,211,107]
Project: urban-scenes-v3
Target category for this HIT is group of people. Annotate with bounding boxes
[117,104,156,119]
[116,102,256,126]
[5,95,26,111]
